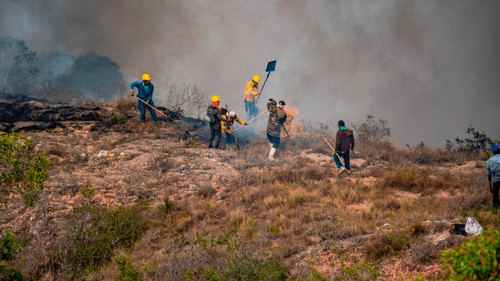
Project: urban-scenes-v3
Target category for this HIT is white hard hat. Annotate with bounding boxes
[228,111,236,118]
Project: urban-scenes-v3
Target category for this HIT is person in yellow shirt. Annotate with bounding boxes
[221,111,247,144]
[243,75,260,119]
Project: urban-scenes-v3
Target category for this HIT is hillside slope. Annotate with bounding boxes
[0,97,492,280]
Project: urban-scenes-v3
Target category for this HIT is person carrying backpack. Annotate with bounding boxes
[266,99,287,160]
[487,144,500,207]
[334,120,355,175]
[206,95,223,149]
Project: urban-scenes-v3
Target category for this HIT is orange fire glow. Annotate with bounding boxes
[284,106,302,137]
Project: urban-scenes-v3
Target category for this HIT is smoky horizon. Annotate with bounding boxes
[1,0,499,147]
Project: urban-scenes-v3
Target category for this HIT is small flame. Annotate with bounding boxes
[284,106,302,137]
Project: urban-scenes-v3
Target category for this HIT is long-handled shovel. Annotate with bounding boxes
[234,109,269,132]
[256,60,276,103]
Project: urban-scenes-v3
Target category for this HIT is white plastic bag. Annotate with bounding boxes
[465,217,483,236]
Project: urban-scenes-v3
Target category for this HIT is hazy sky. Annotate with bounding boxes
[1,0,499,146]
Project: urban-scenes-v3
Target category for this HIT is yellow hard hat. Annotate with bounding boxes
[252,75,260,83]
[142,73,152,81]
[211,95,221,102]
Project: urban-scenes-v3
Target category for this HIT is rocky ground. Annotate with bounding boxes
[0,97,490,280]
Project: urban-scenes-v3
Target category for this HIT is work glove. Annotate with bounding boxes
[243,122,248,126]
[130,91,134,96]
[224,129,233,134]
[267,98,277,110]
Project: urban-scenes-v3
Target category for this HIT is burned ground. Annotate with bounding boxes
[0,96,495,280]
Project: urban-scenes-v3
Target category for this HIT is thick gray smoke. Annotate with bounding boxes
[0,38,125,102]
[1,0,499,146]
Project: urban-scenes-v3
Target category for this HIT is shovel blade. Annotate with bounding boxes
[266,60,277,72]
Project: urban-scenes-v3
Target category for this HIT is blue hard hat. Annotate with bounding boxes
[491,144,499,152]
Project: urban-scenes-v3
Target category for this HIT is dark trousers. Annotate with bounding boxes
[333,151,351,170]
[267,133,281,149]
[492,182,500,207]
[138,99,158,123]
[225,133,235,143]
[209,126,221,148]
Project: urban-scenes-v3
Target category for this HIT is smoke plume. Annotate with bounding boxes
[1,0,499,146]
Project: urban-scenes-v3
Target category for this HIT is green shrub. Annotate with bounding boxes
[200,269,219,281]
[340,261,379,281]
[116,256,142,281]
[80,184,95,199]
[0,133,51,206]
[60,203,151,275]
[223,257,289,281]
[112,112,126,122]
[441,227,500,280]
[1,268,28,281]
[0,232,28,281]
[0,232,24,261]
[306,269,328,281]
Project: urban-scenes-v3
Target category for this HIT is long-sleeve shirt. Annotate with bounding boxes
[243,80,259,102]
[266,106,287,138]
[487,154,500,183]
[221,114,245,132]
[130,81,154,102]
[335,127,355,153]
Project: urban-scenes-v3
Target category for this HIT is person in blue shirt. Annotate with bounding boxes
[129,73,158,123]
[487,144,500,207]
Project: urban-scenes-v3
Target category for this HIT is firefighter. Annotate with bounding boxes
[266,99,287,160]
[243,75,260,119]
[129,73,158,123]
[221,111,247,143]
[206,95,223,149]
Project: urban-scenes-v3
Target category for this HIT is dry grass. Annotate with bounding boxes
[357,139,472,165]
[364,230,409,261]
[6,108,498,281]
[377,168,461,194]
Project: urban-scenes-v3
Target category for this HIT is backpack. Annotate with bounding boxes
[276,108,287,124]
[205,107,216,124]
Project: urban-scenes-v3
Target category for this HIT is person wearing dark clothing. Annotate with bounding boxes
[206,95,223,149]
[129,73,158,123]
[266,99,287,160]
[487,144,500,207]
[334,120,355,174]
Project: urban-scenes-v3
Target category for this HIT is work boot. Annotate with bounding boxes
[208,144,213,148]
[338,167,347,175]
[269,147,277,160]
